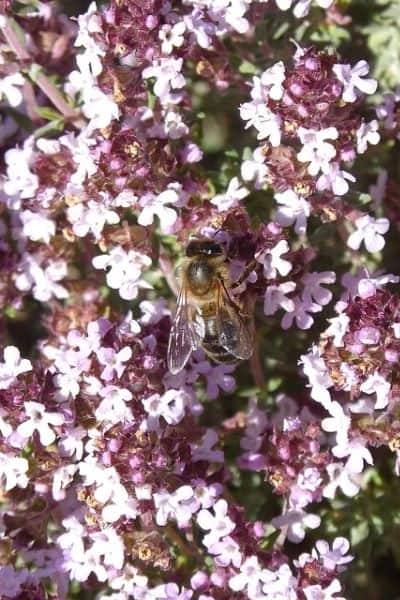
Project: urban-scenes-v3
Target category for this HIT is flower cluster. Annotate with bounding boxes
[240,46,383,248]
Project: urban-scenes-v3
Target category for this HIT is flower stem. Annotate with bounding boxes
[0,16,81,125]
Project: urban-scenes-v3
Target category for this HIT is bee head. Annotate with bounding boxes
[186,237,224,258]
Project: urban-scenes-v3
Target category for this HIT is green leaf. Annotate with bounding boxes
[239,60,260,75]
[351,520,370,546]
[33,119,65,138]
[36,106,64,122]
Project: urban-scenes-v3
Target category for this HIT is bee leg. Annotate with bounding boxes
[231,259,257,290]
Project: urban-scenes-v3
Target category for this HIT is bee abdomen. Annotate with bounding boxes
[202,340,237,364]
[201,315,237,365]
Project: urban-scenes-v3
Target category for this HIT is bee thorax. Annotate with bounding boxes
[187,260,215,296]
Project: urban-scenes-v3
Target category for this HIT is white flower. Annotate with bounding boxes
[356,120,380,154]
[347,215,389,253]
[74,1,105,77]
[260,61,286,100]
[0,346,32,390]
[0,453,29,490]
[323,463,360,499]
[159,22,186,54]
[257,239,292,279]
[0,72,25,107]
[54,365,82,401]
[69,67,120,130]
[60,129,97,186]
[3,139,38,204]
[60,130,97,185]
[137,188,180,233]
[275,0,333,17]
[275,189,311,234]
[333,60,377,103]
[52,464,77,501]
[272,509,321,543]
[300,346,333,409]
[316,163,355,196]
[154,485,198,527]
[17,401,64,446]
[264,281,296,316]
[321,401,351,447]
[58,427,86,461]
[197,499,235,547]
[95,386,133,425]
[360,371,390,409]
[332,437,373,475]
[297,127,338,176]
[14,254,69,302]
[211,177,249,211]
[20,210,56,244]
[142,389,187,429]
[142,57,186,105]
[241,146,268,189]
[67,199,120,240]
[92,247,152,301]
[325,314,350,347]
[162,109,189,139]
[228,556,264,597]
[304,578,345,600]
[240,101,282,145]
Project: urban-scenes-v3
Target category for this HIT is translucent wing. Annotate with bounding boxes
[216,278,254,360]
[167,284,201,374]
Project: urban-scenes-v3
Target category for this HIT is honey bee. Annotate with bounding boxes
[167,237,254,374]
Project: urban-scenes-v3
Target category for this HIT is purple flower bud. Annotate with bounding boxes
[191,571,209,590]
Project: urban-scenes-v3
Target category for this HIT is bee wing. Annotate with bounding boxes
[167,284,201,374]
[215,278,254,360]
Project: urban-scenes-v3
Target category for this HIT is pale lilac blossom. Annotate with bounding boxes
[210,177,249,211]
[17,401,65,446]
[0,72,25,107]
[0,454,29,490]
[360,371,391,409]
[347,215,389,253]
[92,247,152,300]
[275,189,311,234]
[264,281,296,316]
[96,346,132,381]
[297,127,338,176]
[0,346,32,390]
[197,499,235,547]
[356,120,380,154]
[333,60,377,103]
[257,239,292,279]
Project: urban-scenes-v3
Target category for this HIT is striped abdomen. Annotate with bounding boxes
[196,302,237,365]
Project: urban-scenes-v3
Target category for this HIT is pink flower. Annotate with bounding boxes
[96,346,132,381]
[313,537,353,571]
[208,535,242,568]
[264,281,296,316]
